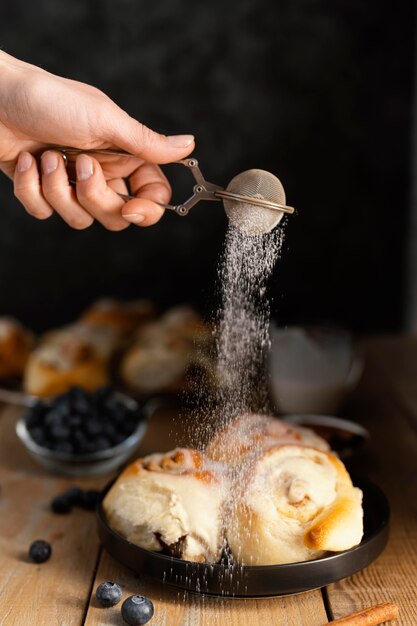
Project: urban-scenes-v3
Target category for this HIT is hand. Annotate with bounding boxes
[0,52,195,229]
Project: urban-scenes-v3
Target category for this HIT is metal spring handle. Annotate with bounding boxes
[58,148,295,217]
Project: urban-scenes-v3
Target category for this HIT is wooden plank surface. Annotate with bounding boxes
[325,339,417,625]
[0,404,108,626]
[2,336,417,625]
[83,551,328,626]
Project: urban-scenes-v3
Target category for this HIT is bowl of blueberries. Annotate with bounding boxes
[16,386,148,476]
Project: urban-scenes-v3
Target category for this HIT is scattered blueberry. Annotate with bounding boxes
[121,595,154,625]
[64,486,83,505]
[78,489,101,511]
[96,581,123,607]
[24,386,144,456]
[29,540,52,563]
[51,494,72,514]
[50,486,102,515]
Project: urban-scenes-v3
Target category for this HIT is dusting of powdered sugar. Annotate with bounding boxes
[215,224,285,420]
[187,221,285,451]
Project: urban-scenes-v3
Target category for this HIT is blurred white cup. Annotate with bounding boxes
[269,326,363,415]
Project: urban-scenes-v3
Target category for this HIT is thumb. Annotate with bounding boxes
[105,107,195,164]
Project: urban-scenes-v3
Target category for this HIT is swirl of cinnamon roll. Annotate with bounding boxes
[226,444,363,565]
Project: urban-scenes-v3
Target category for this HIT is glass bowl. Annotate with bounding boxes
[15,393,148,476]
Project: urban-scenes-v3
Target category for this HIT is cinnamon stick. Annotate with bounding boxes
[328,602,399,625]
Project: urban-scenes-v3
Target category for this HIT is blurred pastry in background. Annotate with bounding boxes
[0,302,215,398]
[120,306,216,394]
[0,317,34,380]
[80,298,154,335]
[103,448,226,563]
[23,323,119,396]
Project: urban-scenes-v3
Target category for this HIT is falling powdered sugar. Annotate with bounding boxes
[188,222,285,451]
[215,224,285,422]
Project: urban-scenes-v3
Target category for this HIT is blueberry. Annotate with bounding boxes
[68,387,92,413]
[121,595,154,625]
[71,429,89,452]
[64,486,83,505]
[84,420,103,436]
[44,409,66,428]
[78,489,101,511]
[67,414,83,429]
[52,441,74,454]
[50,424,71,440]
[73,394,93,415]
[51,495,72,514]
[103,423,117,440]
[51,394,70,409]
[96,581,123,607]
[93,436,111,452]
[29,427,47,446]
[25,402,47,428]
[29,540,52,563]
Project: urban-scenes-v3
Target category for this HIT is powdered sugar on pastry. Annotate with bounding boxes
[205,413,329,467]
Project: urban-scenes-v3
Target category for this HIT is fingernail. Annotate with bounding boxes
[17,152,33,173]
[41,151,58,175]
[166,134,195,148]
[76,154,94,181]
[123,213,145,224]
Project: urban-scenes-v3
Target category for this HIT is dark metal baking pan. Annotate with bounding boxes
[282,414,370,459]
[97,476,389,598]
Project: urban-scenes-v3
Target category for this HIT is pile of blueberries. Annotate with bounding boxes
[24,386,144,455]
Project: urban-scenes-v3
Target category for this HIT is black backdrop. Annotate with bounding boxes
[0,0,415,333]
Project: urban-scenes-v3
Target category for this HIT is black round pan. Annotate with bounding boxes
[97,476,389,598]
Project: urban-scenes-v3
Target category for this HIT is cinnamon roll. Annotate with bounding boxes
[226,444,363,565]
[103,448,227,563]
[23,323,118,396]
[80,298,154,335]
[0,317,33,379]
[120,306,215,394]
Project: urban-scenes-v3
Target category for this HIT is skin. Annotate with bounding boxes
[0,51,195,230]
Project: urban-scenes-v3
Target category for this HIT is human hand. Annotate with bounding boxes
[0,51,195,229]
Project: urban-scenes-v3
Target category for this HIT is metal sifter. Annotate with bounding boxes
[59,148,295,235]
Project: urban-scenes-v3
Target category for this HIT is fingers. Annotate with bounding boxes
[14,151,94,229]
[122,163,171,227]
[14,152,54,220]
[40,151,94,229]
[14,150,171,230]
[74,155,130,231]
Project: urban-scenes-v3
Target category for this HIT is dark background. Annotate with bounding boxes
[0,0,415,334]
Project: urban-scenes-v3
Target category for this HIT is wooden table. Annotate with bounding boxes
[0,336,416,625]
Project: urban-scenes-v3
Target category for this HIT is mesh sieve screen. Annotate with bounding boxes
[223,169,286,236]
